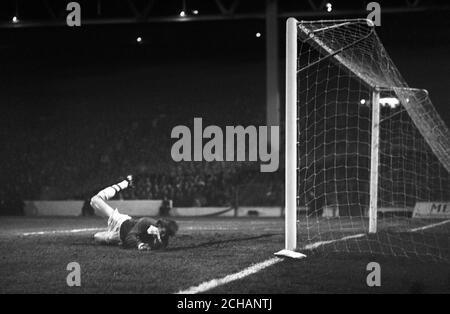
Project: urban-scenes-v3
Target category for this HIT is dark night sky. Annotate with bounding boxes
[0,9,449,123]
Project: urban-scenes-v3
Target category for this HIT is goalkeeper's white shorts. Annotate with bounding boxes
[94,209,131,244]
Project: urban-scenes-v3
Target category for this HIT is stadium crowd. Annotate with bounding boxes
[121,163,238,207]
[1,109,282,213]
[0,60,283,214]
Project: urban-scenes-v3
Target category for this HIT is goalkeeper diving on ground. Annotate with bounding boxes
[90,175,178,251]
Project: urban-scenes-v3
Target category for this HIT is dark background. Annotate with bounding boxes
[0,10,448,125]
[0,6,448,207]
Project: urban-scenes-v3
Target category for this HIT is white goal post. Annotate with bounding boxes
[275,18,306,259]
[284,17,299,253]
[276,17,450,260]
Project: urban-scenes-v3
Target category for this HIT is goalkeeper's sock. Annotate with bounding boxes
[113,179,129,192]
[97,179,129,201]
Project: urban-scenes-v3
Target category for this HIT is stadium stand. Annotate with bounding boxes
[0,62,283,213]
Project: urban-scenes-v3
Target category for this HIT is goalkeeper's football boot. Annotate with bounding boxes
[126,174,134,189]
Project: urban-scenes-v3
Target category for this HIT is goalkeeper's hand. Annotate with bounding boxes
[147,225,162,243]
[137,242,151,251]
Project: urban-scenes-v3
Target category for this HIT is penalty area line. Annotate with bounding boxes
[175,219,450,294]
[21,227,104,236]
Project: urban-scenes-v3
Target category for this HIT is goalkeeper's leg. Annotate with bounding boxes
[90,177,131,218]
[91,177,132,244]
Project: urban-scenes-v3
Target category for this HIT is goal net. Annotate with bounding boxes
[279,18,450,261]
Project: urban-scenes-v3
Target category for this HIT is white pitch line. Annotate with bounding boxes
[21,227,104,236]
[409,219,450,232]
[176,257,282,294]
[303,233,365,250]
[175,233,363,294]
[175,219,450,294]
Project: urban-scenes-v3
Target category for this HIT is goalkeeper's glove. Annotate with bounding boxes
[137,242,150,251]
[147,225,162,243]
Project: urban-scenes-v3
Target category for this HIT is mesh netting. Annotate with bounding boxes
[294,19,450,261]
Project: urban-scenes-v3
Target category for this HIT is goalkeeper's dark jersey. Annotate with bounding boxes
[119,217,159,249]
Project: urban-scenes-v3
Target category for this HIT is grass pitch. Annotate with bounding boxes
[0,216,448,293]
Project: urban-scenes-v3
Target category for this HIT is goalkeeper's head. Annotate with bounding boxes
[154,218,179,249]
